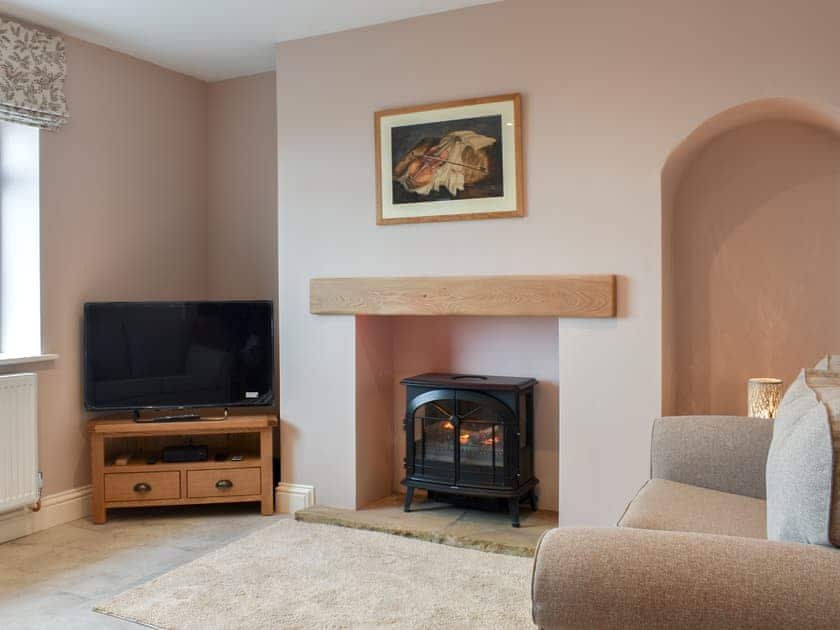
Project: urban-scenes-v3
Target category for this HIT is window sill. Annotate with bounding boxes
[0,353,58,367]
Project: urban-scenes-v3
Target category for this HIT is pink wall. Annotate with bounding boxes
[355,316,395,507]
[672,120,840,415]
[277,0,840,525]
[207,72,277,304]
[26,37,208,494]
[207,72,279,419]
[0,41,278,498]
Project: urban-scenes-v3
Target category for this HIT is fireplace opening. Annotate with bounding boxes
[401,372,538,527]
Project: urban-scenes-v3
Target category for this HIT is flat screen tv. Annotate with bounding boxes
[84,301,274,411]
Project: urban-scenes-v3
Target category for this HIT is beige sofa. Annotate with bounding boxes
[531,416,840,629]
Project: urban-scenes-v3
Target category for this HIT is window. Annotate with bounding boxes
[0,121,41,359]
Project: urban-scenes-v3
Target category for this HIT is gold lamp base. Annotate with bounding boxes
[747,378,783,419]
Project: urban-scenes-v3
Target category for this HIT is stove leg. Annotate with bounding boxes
[404,487,415,512]
[508,497,520,528]
[529,490,537,512]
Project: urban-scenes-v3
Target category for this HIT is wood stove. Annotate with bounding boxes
[401,373,538,527]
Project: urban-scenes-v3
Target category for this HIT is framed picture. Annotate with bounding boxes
[375,93,523,225]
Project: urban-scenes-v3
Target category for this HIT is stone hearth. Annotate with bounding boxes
[295,492,557,557]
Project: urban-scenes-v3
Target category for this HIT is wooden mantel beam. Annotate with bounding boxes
[310,275,616,318]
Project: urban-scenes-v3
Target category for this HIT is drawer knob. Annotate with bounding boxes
[133,482,152,493]
[215,479,234,490]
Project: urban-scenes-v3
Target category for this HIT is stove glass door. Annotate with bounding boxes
[408,389,513,489]
[455,392,510,487]
[412,396,456,484]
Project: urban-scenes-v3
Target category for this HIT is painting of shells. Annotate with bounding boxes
[375,94,523,225]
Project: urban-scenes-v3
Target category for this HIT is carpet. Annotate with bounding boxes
[94,518,534,629]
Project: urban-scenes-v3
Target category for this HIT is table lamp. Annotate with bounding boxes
[747,378,783,419]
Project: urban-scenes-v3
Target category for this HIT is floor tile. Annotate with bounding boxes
[0,503,283,628]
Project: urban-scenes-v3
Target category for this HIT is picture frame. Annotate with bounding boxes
[375,93,524,225]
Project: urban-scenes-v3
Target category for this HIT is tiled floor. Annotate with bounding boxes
[296,492,557,556]
[0,504,283,629]
[1,495,553,628]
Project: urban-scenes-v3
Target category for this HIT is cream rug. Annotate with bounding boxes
[95,518,534,629]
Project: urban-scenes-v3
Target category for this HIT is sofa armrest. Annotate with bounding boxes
[532,527,840,630]
[651,416,772,499]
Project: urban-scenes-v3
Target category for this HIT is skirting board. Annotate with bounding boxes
[0,483,312,543]
[0,485,92,544]
[275,482,315,514]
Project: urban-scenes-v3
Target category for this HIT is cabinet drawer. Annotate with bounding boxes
[187,467,261,498]
[105,471,181,502]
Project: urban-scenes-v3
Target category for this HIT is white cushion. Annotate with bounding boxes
[766,369,840,547]
[814,354,840,371]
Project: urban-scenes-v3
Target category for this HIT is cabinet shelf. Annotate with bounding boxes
[104,452,261,473]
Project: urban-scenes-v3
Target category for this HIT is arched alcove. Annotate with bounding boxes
[662,98,840,416]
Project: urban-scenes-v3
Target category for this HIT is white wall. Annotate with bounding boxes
[277,0,840,525]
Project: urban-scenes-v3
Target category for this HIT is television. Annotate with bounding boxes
[84,301,274,411]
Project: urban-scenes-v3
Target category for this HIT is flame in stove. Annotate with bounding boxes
[441,423,499,446]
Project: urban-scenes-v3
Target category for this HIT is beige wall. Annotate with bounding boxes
[30,37,209,494]
[207,72,277,303]
[276,0,840,525]
[672,120,840,415]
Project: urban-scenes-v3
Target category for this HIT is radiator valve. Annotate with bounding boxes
[29,471,43,512]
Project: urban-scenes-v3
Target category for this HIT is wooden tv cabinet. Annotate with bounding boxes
[88,415,277,524]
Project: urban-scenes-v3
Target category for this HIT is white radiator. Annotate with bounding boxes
[0,373,39,513]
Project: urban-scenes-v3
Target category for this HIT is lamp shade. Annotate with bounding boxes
[747,378,783,419]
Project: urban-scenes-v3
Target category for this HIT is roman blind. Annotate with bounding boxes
[0,16,68,129]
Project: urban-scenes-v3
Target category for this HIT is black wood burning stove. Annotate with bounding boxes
[401,373,538,527]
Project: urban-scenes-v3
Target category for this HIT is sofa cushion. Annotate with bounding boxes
[766,369,840,547]
[651,416,772,499]
[618,478,766,539]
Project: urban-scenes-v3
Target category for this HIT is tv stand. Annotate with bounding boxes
[132,408,230,423]
[88,414,276,524]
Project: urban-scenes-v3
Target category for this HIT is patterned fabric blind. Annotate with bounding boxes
[0,16,68,129]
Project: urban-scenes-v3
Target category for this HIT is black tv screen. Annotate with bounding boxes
[84,301,274,411]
